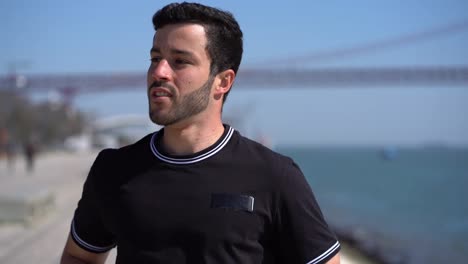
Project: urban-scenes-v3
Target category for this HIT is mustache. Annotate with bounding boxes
[149,81,175,93]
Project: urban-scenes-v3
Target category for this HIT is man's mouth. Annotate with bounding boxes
[153,90,171,97]
[151,87,172,97]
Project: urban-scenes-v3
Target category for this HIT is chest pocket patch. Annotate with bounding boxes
[210,193,254,213]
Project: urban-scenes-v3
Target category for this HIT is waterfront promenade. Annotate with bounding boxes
[0,151,368,264]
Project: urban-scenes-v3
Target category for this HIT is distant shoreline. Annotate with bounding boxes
[340,241,379,264]
[334,225,405,264]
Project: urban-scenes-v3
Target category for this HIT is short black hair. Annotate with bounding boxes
[152,2,243,102]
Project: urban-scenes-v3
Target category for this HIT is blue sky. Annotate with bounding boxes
[1,0,468,146]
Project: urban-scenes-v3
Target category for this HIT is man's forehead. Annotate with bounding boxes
[153,23,206,41]
[152,24,208,54]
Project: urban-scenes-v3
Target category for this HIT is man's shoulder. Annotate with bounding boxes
[230,133,305,192]
[233,132,294,169]
[88,133,154,186]
[94,133,153,165]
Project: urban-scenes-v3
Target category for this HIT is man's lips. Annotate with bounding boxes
[150,87,173,99]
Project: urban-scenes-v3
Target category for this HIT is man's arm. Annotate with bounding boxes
[60,234,110,264]
[326,252,340,264]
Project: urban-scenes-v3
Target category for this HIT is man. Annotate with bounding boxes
[61,2,341,263]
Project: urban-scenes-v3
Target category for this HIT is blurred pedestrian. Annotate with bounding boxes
[0,127,16,173]
[24,137,37,173]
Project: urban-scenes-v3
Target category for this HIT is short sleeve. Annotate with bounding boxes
[274,158,340,264]
[70,150,116,253]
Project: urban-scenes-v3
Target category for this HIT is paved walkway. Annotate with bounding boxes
[0,151,367,264]
[0,151,117,264]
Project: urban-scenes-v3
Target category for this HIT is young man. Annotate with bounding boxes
[61,2,340,263]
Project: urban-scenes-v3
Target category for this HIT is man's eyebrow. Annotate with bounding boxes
[150,47,195,57]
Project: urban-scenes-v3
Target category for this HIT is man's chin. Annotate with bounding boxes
[150,118,165,126]
[149,114,173,126]
[149,114,163,126]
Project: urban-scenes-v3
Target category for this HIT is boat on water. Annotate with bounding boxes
[381,146,398,160]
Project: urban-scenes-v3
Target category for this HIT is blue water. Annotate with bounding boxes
[277,146,468,263]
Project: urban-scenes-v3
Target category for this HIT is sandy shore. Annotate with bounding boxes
[0,151,375,264]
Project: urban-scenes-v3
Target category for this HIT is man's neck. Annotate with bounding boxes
[161,121,225,156]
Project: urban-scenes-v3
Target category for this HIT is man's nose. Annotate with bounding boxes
[151,60,172,81]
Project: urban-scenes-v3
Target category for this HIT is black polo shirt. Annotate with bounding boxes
[71,125,340,263]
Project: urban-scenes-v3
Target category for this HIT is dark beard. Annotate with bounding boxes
[148,76,214,126]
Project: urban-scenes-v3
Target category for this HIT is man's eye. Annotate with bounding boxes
[150,57,161,63]
[174,59,189,64]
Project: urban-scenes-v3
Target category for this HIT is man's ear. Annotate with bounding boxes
[214,69,235,99]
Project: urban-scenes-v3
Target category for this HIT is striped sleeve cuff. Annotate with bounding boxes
[71,219,116,253]
[306,241,340,264]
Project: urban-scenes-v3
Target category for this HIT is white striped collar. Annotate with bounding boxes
[150,125,234,165]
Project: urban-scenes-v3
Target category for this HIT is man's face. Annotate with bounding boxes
[147,23,214,126]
